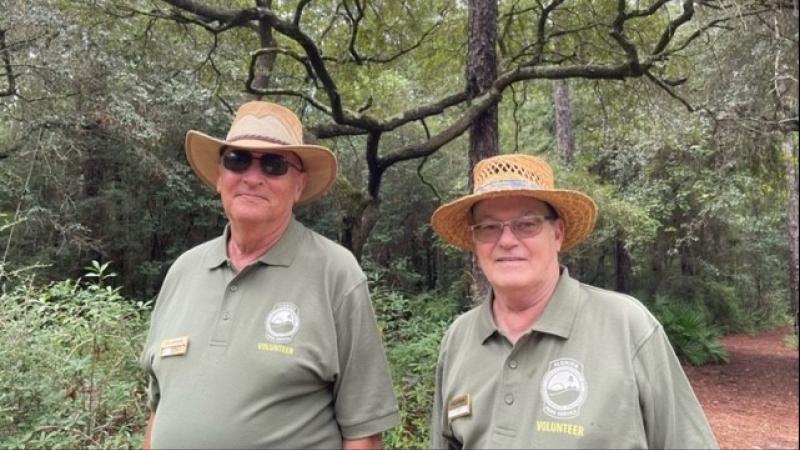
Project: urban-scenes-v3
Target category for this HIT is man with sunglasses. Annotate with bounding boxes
[429,154,717,449]
[139,101,399,449]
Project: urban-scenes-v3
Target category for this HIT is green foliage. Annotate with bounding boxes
[650,297,729,366]
[371,273,459,449]
[0,0,229,298]
[0,265,149,448]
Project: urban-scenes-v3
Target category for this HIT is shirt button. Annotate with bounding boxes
[508,360,518,369]
[222,311,232,320]
[504,394,514,405]
[229,285,238,292]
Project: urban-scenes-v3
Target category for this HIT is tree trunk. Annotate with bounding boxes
[782,134,799,335]
[351,198,380,263]
[338,132,385,262]
[75,65,109,271]
[552,79,574,164]
[335,188,371,261]
[466,0,498,305]
[466,0,499,180]
[771,10,799,335]
[248,0,276,96]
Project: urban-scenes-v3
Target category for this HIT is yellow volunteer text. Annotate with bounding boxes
[257,342,294,355]
[536,420,585,437]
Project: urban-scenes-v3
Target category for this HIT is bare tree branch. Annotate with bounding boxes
[352,19,442,64]
[661,8,778,57]
[417,154,442,202]
[610,0,642,70]
[531,0,566,64]
[1,29,17,97]
[645,70,695,112]
[293,0,313,27]
[342,0,366,64]
[651,0,695,55]
[627,0,672,18]
[162,0,257,26]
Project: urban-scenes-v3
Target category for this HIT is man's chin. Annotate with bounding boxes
[228,211,271,224]
[487,276,532,291]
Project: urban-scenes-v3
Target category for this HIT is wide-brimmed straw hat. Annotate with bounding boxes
[431,154,597,251]
[185,101,337,205]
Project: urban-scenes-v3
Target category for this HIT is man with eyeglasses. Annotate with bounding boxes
[139,101,399,449]
[429,154,717,449]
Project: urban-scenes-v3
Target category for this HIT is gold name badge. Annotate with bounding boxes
[447,393,471,421]
[160,336,189,358]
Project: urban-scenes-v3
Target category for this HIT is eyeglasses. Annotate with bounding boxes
[220,148,303,176]
[470,214,555,243]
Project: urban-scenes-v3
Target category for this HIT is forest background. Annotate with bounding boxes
[0,0,797,448]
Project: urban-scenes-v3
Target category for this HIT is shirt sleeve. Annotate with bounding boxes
[431,327,461,450]
[332,279,400,438]
[634,324,719,449]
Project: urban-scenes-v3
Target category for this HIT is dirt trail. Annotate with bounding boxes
[683,327,799,450]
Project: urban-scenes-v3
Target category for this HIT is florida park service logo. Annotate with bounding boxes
[540,358,587,419]
[265,302,300,344]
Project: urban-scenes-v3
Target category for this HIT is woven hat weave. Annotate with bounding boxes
[431,154,597,251]
[185,101,337,205]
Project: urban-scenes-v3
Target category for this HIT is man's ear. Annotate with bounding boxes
[554,218,566,250]
[294,172,308,202]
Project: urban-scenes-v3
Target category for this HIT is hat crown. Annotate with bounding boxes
[473,155,554,194]
[225,101,304,146]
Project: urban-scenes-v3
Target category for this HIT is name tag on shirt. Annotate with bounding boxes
[160,336,189,357]
[447,394,471,421]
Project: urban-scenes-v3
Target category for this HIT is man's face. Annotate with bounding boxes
[216,149,307,227]
[472,196,564,293]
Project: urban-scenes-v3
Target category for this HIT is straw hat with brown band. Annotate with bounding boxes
[431,154,598,251]
[185,101,337,206]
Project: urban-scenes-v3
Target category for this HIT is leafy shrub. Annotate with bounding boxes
[0,264,150,448]
[371,278,459,449]
[650,297,729,365]
[651,273,791,334]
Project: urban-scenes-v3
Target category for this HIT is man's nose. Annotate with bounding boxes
[241,159,265,183]
[496,224,519,246]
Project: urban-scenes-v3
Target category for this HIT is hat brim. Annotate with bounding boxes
[185,130,337,206]
[431,188,597,251]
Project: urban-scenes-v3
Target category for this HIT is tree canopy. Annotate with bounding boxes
[0,0,795,320]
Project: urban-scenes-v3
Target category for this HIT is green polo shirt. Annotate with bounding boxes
[140,218,400,449]
[432,268,718,449]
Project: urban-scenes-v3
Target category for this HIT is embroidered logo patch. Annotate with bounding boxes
[540,358,587,419]
[265,302,300,344]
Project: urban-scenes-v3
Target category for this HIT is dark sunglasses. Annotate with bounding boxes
[220,148,303,176]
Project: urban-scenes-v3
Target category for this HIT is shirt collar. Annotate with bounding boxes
[531,266,582,339]
[257,217,304,267]
[476,291,497,343]
[478,266,583,344]
[204,229,229,269]
[203,217,305,269]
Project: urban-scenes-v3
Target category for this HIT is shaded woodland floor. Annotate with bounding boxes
[684,326,799,449]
